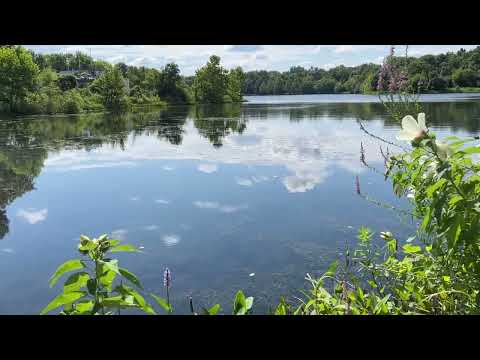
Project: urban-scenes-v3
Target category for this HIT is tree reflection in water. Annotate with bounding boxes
[1,99,480,239]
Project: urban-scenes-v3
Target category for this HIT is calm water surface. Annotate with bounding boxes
[1,94,480,314]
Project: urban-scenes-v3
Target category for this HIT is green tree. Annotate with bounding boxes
[91,67,129,111]
[115,62,129,77]
[156,63,185,102]
[314,77,336,93]
[193,55,228,103]
[37,67,58,88]
[0,46,39,112]
[227,67,245,102]
[361,72,377,93]
[452,68,478,87]
[44,53,68,71]
[93,60,112,72]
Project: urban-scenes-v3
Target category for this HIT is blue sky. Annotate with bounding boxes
[24,45,479,76]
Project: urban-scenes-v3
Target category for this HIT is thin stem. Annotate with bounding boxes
[356,117,408,151]
[166,287,170,312]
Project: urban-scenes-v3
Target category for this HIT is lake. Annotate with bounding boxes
[1,93,480,314]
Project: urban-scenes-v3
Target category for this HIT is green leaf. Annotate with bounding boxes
[102,296,136,308]
[421,207,432,232]
[108,239,121,247]
[403,244,421,254]
[233,290,247,315]
[119,268,143,289]
[207,304,221,315]
[41,291,87,315]
[80,235,91,243]
[274,298,287,315]
[325,260,338,276]
[116,285,156,315]
[100,259,120,275]
[373,294,391,315]
[49,259,85,287]
[461,146,480,154]
[150,294,172,313]
[75,300,94,314]
[447,215,462,249]
[110,244,139,253]
[97,234,108,242]
[63,272,90,293]
[449,195,464,206]
[98,270,117,290]
[426,178,447,198]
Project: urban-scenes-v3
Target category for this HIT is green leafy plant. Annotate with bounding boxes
[233,290,254,315]
[41,234,156,315]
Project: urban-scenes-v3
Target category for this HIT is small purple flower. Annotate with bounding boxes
[163,267,171,288]
[377,46,408,93]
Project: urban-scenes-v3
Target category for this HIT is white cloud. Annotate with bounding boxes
[144,225,159,231]
[111,229,128,240]
[162,166,174,171]
[162,234,180,247]
[219,204,248,213]
[193,201,248,213]
[42,113,401,194]
[155,199,170,205]
[16,208,48,224]
[129,196,140,201]
[1,248,15,254]
[193,201,220,209]
[283,175,322,193]
[236,177,253,186]
[226,45,263,53]
[48,161,137,172]
[252,175,270,183]
[197,163,218,173]
[334,45,355,53]
[322,63,338,70]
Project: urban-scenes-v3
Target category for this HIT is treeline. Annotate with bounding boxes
[0,46,245,115]
[3,45,480,115]
[243,46,480,95]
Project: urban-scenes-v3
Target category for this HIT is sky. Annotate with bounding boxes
[24,45,479,76]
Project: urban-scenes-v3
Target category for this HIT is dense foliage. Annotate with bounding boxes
[0,46,245,115]
[3,45,480,114]
[0,47,39,112]
[243,46,480,95]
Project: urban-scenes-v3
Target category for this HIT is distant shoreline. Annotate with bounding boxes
[244,88,480,97]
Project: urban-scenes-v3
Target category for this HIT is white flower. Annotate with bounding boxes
[397,113,428,142]
[406,186,416,199]
[435,141,453,161]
